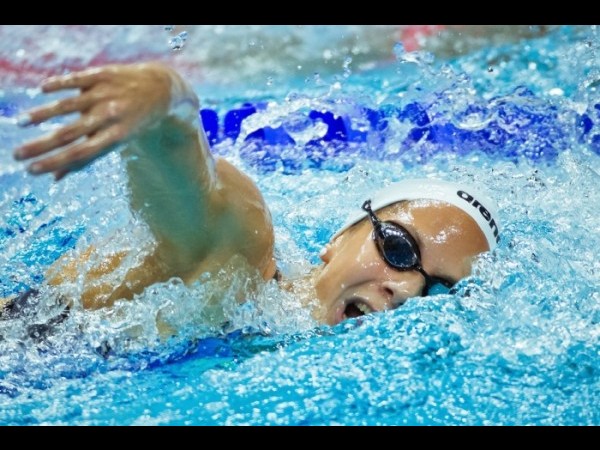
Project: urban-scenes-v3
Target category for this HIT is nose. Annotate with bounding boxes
[380,275,425,308]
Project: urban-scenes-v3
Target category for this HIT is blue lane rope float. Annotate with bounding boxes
[4,91,597,171]
[196,94,588,166]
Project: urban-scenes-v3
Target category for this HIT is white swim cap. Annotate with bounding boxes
[334,178,501,250]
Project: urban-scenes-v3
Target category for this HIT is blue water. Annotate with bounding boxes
[0,25,599,425]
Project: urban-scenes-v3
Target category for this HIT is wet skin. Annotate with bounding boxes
[7,62,490,327]
[311,200,489,325]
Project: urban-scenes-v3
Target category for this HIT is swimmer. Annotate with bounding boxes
[4,62,500,327]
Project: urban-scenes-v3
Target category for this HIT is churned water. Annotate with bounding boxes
[0,25,598,425]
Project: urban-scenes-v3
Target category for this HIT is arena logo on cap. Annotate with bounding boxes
[457,190,500,244]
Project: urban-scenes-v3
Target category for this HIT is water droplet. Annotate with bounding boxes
[283,114,328,146]
[168,31,188,51]
[164,25,174,32]
[393,42,405,60]
[488,66,494,73]
[169,38,183,51]
[266,76,273,86]
[548,87,564,96]
[343,56,352,78]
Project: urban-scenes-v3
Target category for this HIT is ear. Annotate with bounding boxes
[319,243,333,263]
[319,233,346,264]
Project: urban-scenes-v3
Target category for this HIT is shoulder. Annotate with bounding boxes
[213,158,276,280]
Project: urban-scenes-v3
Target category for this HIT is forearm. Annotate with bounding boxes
[122,65,219,271]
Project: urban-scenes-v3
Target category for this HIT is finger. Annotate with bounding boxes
[14,115,105,161]
[53,148,101,180]
[53,169,69,181]
[41,67,107,93]
[19,92,96,127]
[53,159,88,181]
[26,125,125,175]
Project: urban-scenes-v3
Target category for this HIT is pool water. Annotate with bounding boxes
[0,25,598,425]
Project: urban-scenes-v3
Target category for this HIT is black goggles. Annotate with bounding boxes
[361,200,453,296]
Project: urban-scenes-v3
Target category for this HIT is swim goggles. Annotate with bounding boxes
[361,200,453,296]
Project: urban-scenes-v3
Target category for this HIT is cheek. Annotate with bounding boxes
[338,240,390,281]
[317,226,396,301]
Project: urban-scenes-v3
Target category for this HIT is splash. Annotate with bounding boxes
[0,25,599,425]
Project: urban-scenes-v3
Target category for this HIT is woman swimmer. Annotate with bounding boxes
[5,62,500,327]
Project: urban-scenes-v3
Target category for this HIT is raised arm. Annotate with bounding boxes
[14,63,276,306]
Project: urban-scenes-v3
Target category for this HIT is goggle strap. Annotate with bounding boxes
[362,199,384,237]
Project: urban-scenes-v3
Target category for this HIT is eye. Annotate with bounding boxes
[426,281,452,295]
[379,222,420,266]
[382,234,419,267]
[420,278,449,297]
[428,276,453,288]
[423,275,455,296]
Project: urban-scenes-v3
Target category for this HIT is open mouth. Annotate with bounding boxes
[343,298,375,320]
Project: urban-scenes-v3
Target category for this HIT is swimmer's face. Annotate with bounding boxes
[312,200,489,325]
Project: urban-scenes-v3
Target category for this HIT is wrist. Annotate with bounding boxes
[138,62,200,125]
[160,63,199,123]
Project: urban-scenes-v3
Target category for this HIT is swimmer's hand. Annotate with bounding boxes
[13,62,183,181]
